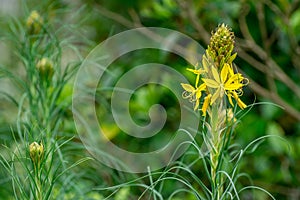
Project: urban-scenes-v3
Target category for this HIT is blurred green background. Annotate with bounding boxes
[0,0,300,199]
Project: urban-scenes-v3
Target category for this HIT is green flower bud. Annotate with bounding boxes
[36,57,54,81]
[29,142,44,165]
[207,23,235,68]
[26,10,43,35]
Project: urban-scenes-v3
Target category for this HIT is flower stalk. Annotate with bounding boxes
[181,24,248,199]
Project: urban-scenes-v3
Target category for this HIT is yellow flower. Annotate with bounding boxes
[202,63,244,106]
[181,83,206,110]
[181,66,207,110]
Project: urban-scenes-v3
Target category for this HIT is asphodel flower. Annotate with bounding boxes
[202,63,247,108]
[181,24,250,199]
[181,66,206,110]
[181,24,248,116]
[181,82,206,111]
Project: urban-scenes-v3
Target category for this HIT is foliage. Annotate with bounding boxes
[0,0,299,199]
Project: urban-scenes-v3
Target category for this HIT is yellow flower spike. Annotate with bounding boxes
[182,24,248,114]
[201,94,211,116]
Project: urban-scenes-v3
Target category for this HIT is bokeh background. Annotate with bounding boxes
[0,0,299,199]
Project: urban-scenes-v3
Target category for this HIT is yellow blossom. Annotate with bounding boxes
[181,83,206,110]
[181,24,249,116]
[202,63,244,105]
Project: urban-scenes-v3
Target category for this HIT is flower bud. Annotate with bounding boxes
[26,10,43,34]
[207,23,235,68]
[29,142,44,164]
[36,57,54,81]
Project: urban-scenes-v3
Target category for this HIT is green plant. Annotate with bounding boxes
[0,8,89,200]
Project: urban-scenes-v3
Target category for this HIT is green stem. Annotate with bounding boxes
[34,164,43,200]
[210,100,224,200]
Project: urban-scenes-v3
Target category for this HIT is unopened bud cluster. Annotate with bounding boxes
[36,57,54,81]
[29,142,44,165]
[26,10,43,35]
[207,24,235,68]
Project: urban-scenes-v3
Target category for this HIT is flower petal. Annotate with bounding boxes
[211,66,221,83]
[221,63,230,83]
[227,92,234,107]
[227,73,243,84]
[202,94,211,116]
[237,98,247,109]
[210,87,221,105]
[181,83,195,92]
[202,56,209,71]
[224,82,243,90]
[195,89,202,99]
[198,83,207,91]
[202,78,219,88]
[186,68,206,75]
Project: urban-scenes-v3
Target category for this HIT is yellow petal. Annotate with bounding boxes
[237,98,247,109]
[195,89,202,99]
[211,66,221,83]
[198,83,207,91]
[181,83,195,92]
[221,63,230,83]
[202,78,219,88]
[227,92,234,107]
[186,68,206,75]
[210,87,221,105]
[228,53,237,64]
[202,94,211,116]
[228,64,235,76]
[232,91,247,109]
[224,82,243,90]
[202,56,209,71]
[227,73,243,84]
